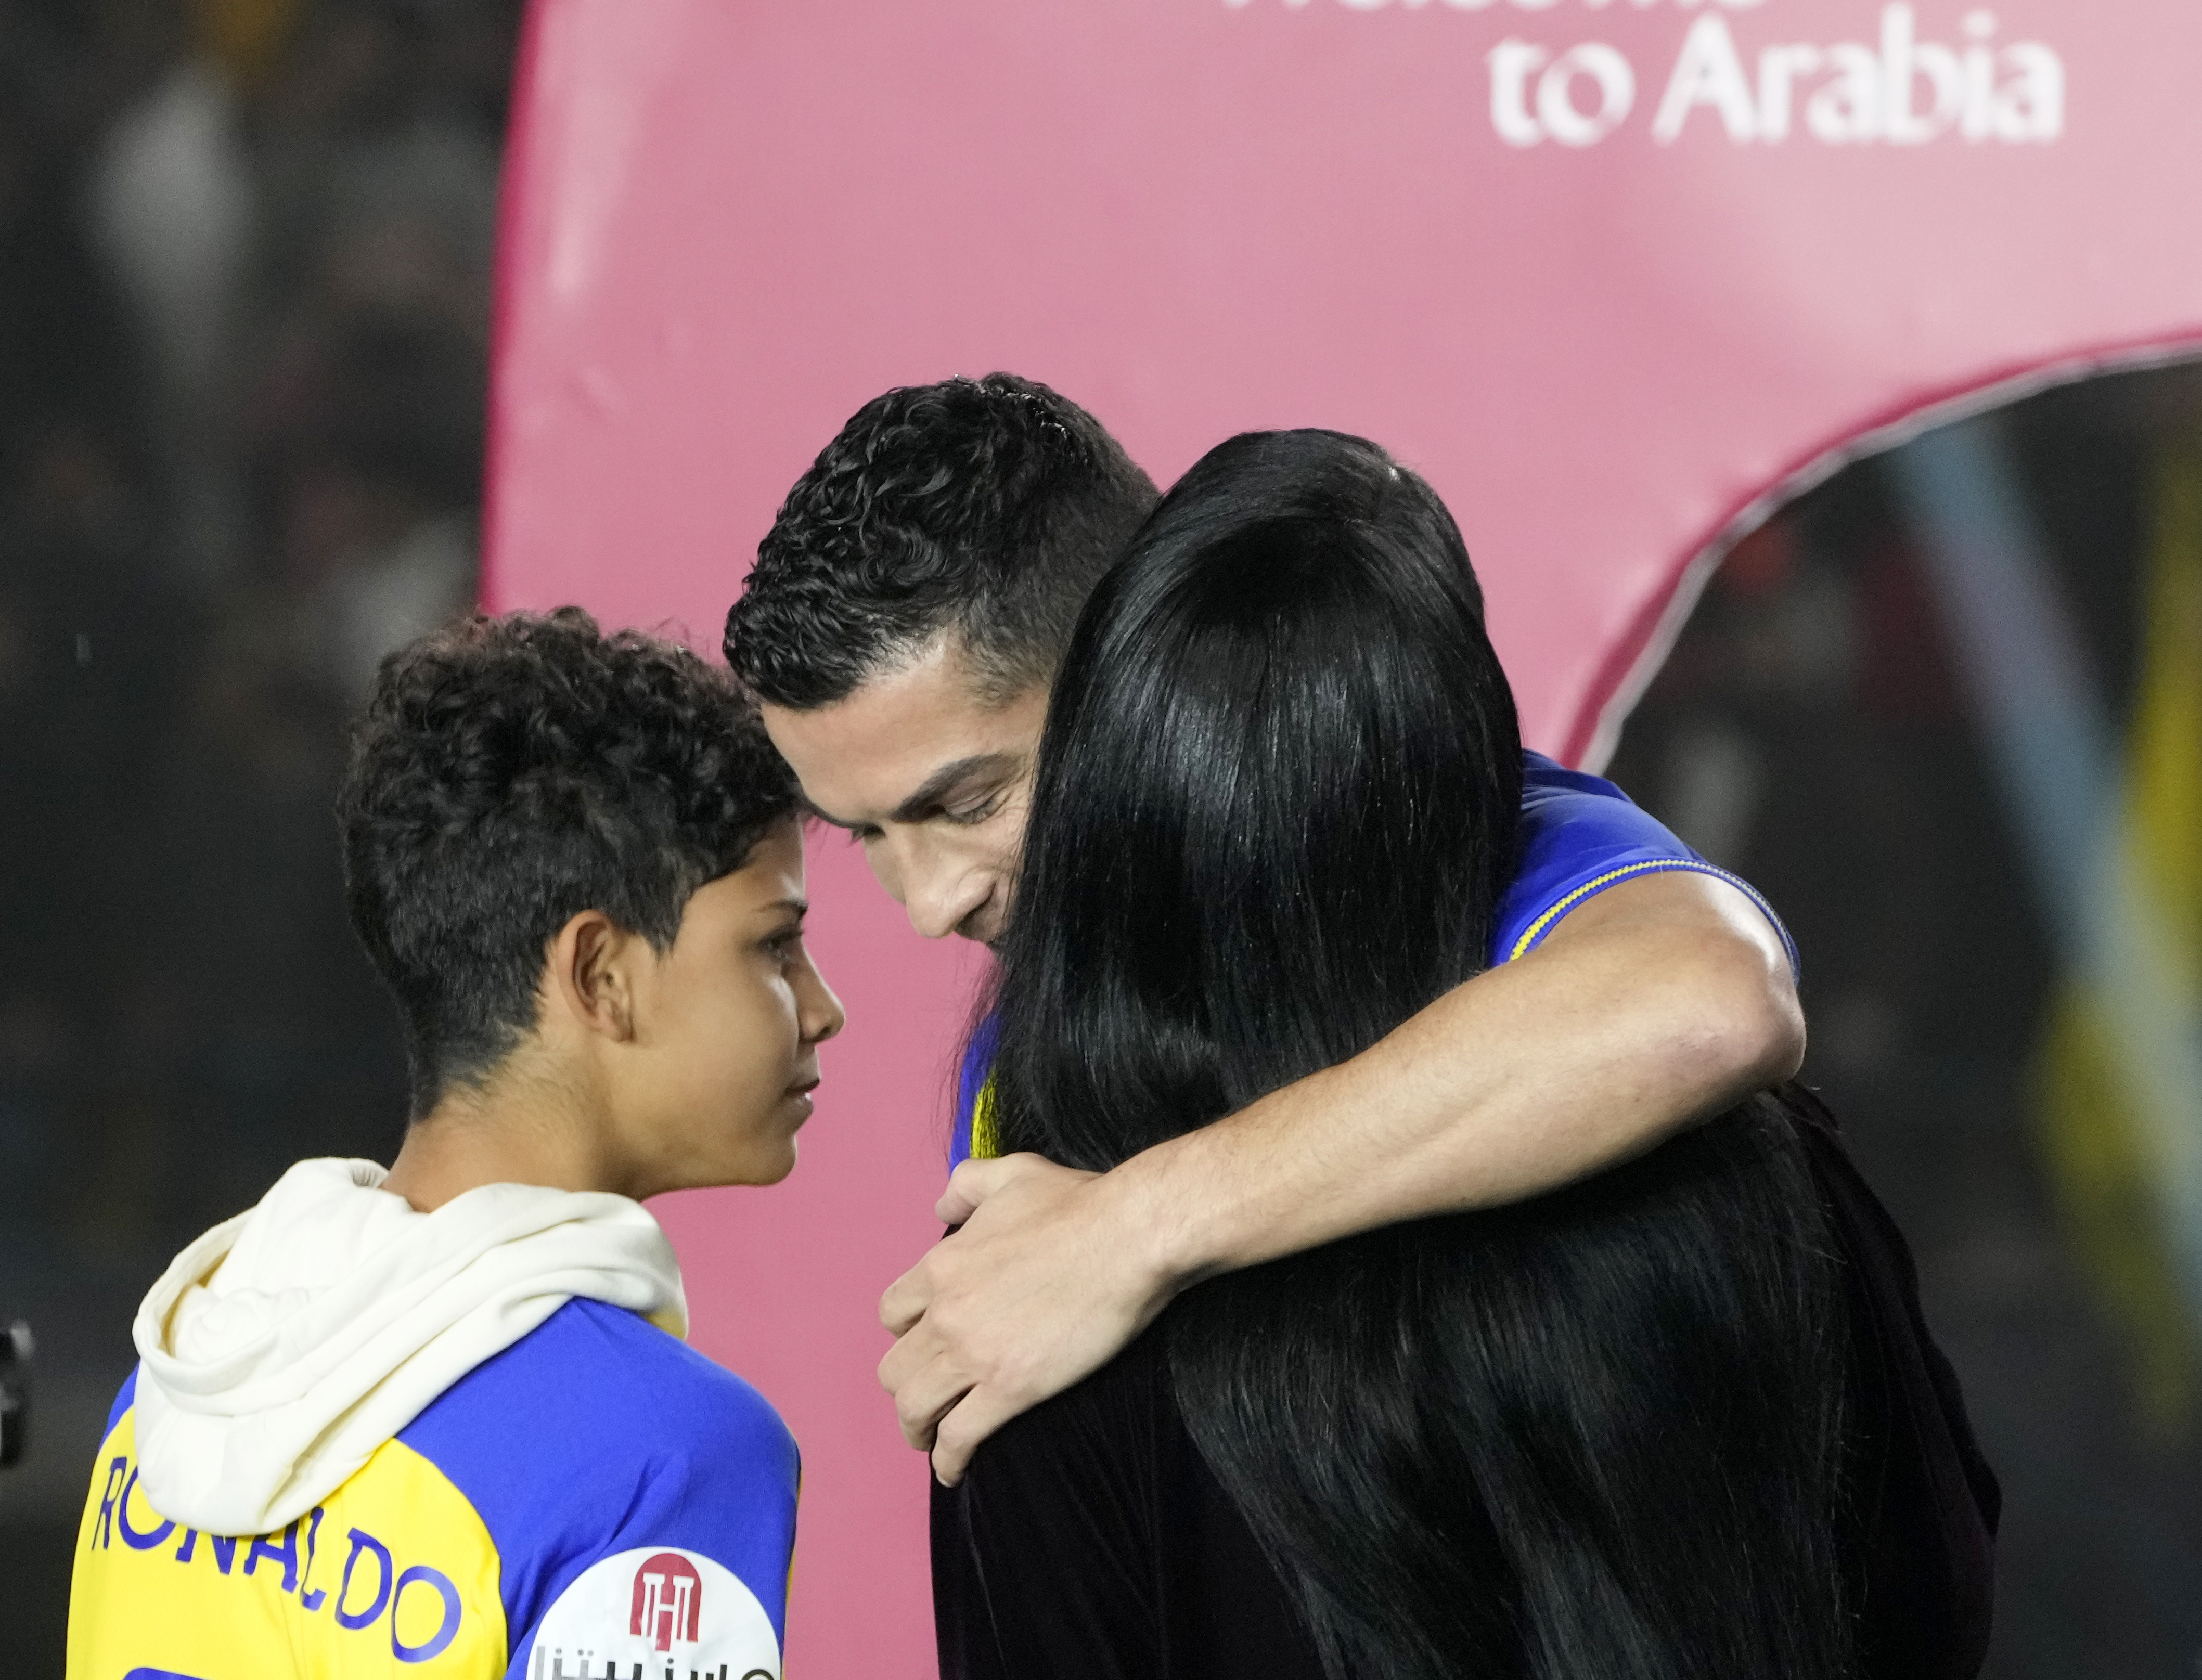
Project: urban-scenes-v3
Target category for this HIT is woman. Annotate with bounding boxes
[933,430,1997,1680]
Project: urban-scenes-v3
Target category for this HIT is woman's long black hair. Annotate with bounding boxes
[985,430,1852,1680]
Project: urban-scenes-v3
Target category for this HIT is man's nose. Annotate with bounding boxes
[903,855,991,941]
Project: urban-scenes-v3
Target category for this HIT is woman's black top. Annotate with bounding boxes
[932,1087,2000,1680]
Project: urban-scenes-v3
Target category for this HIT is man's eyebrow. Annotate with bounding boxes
[761,896,809,917]
[795,754,1021,832]
[887,754,1020,824]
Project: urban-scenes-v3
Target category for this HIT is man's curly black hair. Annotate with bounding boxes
[338,608,798,1118]
[724,372,1160,708]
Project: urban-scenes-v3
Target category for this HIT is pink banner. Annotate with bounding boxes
[485,3,2202,1670]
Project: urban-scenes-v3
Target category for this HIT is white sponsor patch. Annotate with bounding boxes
[526,1545,779,1680]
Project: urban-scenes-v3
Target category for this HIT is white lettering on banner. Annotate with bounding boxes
[1225,0,2066,151]
[1490,41,1636,146]
[1645,8,2064,147]
[1807,40,1883,143]
[1755,42,1821,142]
[1541,43,1637,144]
[1228,2,1775,11]
[1653,15,1758,141]
[1489,40,1550,145]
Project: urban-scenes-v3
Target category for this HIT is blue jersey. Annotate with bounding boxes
[69,1297,797,1679]
[950,751,1794,1166]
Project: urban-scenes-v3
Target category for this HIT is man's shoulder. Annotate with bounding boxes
[1520,747,1631,804]
[1501,751,1702,958]
[1516,749,1664,848]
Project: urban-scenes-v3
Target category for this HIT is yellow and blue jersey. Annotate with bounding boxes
[68,1296,797,1680]
[951,750,1796,1165]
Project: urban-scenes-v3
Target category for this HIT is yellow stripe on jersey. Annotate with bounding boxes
[68,1406,507,1678]
[1505,859,1784,965]
[970,1072,1002,1162]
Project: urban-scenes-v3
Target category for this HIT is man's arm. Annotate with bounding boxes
[880,867,1805,1482]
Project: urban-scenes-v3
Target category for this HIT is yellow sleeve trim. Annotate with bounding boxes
[970,1074,1001,1161]
[1506,859,1794,970]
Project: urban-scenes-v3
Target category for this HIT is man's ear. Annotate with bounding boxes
[546,910,642,1043]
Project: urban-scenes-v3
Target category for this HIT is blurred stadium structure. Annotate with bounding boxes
[0,3,2197,1676]
[1607,377,2202,1676]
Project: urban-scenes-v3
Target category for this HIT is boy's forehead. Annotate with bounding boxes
[759,645,1047,825]
[709,821,808,904]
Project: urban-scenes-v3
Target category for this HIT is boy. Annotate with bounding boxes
[68,609,843,1678]
[724,374,1807,1483]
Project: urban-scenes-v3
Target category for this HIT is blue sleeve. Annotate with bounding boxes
[1493,752,1798,977]
[401,1298,800,1673]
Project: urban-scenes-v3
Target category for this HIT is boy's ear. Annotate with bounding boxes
[547,910,642,1043]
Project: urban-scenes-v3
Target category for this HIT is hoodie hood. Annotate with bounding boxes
[131,1157,687,1536]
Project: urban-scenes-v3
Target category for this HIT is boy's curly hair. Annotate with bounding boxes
[338,608,797,1117]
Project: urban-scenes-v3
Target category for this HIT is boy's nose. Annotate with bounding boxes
[800,963,846,1044]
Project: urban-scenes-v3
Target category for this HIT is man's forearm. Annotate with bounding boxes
[884,870,1804,1480]
[1114,871,1806,1291]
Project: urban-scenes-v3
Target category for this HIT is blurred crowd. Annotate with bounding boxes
[0,0,515,1261]
[1,10,514,1653]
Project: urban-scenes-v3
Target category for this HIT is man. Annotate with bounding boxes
[724,373,1805,1486]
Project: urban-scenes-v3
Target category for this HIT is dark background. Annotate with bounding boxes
[1606,369,2202,1677]
[0,1,514,1666]
[3,2,2198,1674]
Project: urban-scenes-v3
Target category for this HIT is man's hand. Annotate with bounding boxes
[878,1152,1175,1485]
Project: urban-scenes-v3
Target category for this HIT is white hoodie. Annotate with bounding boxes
[130,1157,687,1537]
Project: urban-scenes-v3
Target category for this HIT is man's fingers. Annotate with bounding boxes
[879,1258,933,1335]
[888,1155,1137,1478]
[934,1154,1021,1226]
[875,1314,928,1396]
[930,1384,1019,1487]
[934,1159,990,1226]
[880,1342,972,1452]
[878,1314,973,1452]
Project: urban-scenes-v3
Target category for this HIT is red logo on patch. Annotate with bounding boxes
[629,1551,702,1652]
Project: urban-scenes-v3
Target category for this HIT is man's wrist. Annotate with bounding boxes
[1099,1082,1309,1299]
[1097,1129,1225,1307]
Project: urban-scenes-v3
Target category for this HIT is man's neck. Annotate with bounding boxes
[381,1059,625,1212]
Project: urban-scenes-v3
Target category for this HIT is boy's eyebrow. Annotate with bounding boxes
[761,896,808,917]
